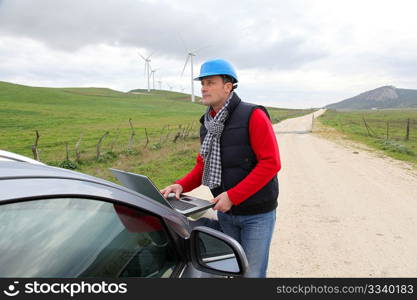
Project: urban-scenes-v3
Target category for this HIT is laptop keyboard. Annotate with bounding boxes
[168,198,197,210]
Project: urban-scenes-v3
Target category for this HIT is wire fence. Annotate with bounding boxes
[342,117,417,142]
[29,120,201,167]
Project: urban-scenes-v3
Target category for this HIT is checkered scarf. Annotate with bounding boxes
[200,93,233,189]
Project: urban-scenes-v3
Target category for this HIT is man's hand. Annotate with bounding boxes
[211,192,233,213]
[160,184,183,199]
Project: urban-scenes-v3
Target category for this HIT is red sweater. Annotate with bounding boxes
[175,108,281,206]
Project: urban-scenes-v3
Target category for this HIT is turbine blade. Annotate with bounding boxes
[181,55,190,77]
[138,51,147,61]
[147,51,156,60]
[193,44,211,54]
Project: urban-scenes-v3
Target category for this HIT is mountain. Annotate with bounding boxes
[325,86,417,110]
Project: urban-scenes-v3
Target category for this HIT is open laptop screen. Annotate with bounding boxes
[110,169,171,208]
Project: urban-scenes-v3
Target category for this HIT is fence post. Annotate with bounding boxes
[128,118,136,151]
[109,130,119,153]
[173,124,181,143]
[65,142,69,161]
[405,118,410,141]
[96,131,109,160]
[173,132,180,143]
[31,130,41,161]
[144,128,149,149]
[75,133,83,163]
[159,125,167,144]
[362,116,372,137]
[163,125,171,144]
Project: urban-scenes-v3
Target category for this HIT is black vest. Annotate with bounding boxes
[199,93,279,215]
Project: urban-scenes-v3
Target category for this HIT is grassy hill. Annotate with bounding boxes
[0,81,314,186]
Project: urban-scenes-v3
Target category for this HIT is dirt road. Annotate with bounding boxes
[187,109,417,277]
[269,109,417,277]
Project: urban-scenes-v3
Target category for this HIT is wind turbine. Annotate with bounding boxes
[181,51,197,102]
[139,51,153,92]
[167,83,174,91]
[149,66,159,90]
[179,39,210,102]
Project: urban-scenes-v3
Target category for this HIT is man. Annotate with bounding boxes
[160,59,281,277]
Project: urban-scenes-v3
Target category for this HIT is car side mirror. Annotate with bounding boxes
[189,226,248,277]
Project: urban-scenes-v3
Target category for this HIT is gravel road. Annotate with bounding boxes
[269,109,417,277]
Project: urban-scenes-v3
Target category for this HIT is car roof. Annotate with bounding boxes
[1,160,120,185]
[0,150,45,165]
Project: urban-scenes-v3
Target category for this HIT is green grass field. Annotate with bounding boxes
[319,109,417,164]
[0,80,314,187]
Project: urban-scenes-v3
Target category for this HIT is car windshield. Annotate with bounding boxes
[0,197,178,278]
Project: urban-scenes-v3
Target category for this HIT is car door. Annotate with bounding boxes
[0,197,183,278]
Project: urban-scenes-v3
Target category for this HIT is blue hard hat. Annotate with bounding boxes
[194,59,238,83]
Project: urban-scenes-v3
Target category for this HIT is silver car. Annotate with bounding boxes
[0,150,248,278]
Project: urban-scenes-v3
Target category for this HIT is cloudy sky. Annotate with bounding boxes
[1,0,416,108]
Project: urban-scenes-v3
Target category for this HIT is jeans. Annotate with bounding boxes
[218,209,277,278]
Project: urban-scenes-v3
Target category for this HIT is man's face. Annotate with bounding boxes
[200,75,232,107]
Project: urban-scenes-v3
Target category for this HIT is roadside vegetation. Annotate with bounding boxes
[318,109,417,165]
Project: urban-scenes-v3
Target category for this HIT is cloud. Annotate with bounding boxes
[1,0,417,108]
[0,0,327,70]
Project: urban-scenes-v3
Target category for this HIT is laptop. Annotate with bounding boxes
[109,168,214,216]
